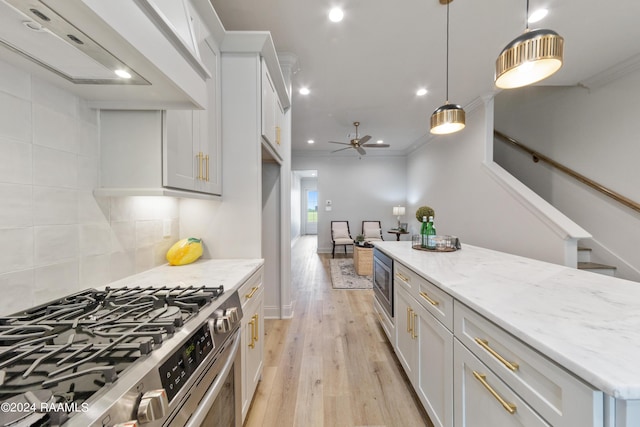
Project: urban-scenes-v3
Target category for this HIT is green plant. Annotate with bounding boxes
[355,234,365,242]
[415,206,435,222]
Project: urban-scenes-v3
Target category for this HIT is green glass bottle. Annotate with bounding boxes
[426,216,436,249]
[420,216,428,248]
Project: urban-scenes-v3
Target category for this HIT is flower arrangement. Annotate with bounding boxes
[415,206,435,222]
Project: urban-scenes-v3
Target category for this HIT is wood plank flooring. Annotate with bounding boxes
[245,236,432,427]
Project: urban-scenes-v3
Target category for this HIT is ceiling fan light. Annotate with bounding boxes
[495,28,564,89]
[430,103,465,135]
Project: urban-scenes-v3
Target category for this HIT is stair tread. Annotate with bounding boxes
[578,261,616,270]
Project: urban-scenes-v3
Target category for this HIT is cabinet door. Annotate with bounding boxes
[454,341,551,427]
[194,37,221,195]
[416,303,453,427]
[241,287,264,421]
[261,62,277,150]
[395,285,417,383]
[164,110,197,190]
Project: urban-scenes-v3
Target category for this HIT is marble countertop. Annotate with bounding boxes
[375,241,640,400]
[97,258,264,300]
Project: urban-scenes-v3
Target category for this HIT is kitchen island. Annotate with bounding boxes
[375,241,640,427]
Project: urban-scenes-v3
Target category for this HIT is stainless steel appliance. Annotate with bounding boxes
[0,285,243,427]
[373,248,394,319]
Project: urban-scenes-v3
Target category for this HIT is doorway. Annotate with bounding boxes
[305,189,318,234]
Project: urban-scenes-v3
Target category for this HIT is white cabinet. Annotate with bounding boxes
[164,35,221,195]
[238,269,264,422]
[261,58,285,161]
[395,269,453,427]
[454,341,551,427]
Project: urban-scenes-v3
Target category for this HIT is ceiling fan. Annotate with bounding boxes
[329,122,390,155]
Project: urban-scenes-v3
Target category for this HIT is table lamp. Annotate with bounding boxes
[392,206,405,229]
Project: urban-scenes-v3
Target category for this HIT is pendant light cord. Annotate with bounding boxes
[445,0,450,103]
[525,0,529,31]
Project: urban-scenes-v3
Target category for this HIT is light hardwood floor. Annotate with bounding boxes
[245,236,432,427]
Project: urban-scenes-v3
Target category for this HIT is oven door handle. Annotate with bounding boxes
[185,329,241,427]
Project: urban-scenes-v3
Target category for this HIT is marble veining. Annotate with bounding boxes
[376,241,640,400]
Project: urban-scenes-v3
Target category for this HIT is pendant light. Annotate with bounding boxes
[430,0,465,135]
[495,0,564,89]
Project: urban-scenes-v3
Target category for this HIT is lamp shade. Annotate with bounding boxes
[495,28,564,89]
[393,206,406,216]
[430,103,466,135]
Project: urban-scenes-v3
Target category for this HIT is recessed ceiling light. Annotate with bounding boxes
[312,173,316,176]
[416,88,427,96]
[307,139,315,144]
[376,140,384,144]
[528,8,548,23]
[115,69,132,79]
[299,87,310,95]
[329,7,344,22]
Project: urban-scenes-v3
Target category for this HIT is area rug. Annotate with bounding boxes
[330,259,373,289]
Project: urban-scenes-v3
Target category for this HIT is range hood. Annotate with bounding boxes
[0,0,217,109]
[0,0,148,85]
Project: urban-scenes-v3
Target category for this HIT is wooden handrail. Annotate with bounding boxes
[494,130,640,214]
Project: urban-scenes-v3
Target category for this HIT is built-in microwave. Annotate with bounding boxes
[373,248,393,319]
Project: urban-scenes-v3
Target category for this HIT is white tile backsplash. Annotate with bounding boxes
[0,183,32,227]
[34,225,79,265]
[33,103,79,153]
[33,187,77,225]
[0,137,32,184]
[0,91,31,142]
[0,228,34,274]
[0,270,35,313]
[0,60,183,316]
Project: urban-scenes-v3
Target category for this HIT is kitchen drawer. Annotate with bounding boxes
[454,302,603,427]
[454,340,551,427]
[374,296,394,343]
[238,269,263,310]
[394,261,453,331]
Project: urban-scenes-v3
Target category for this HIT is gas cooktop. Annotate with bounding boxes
[0,285,225,426]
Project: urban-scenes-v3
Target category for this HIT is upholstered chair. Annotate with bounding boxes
[331,221,353,258]
[362,220,384,241]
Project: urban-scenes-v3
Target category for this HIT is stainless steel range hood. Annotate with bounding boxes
[0,0,149,85]
[0,0,219,109]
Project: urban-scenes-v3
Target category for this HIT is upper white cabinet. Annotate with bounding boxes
[0,0,219,109]
[261,59,286,160]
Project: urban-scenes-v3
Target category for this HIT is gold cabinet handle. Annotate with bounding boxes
[196,152,203,180]
[396,273,409,283]
[472,371,517,414]
[475,338,519,371]
[276,126,281,145]
[253,314,259,343]
[248,317,256,349]
[407,307,412,333]
[419,291,439,306]
[245,286,259,299]
[412,312,418,340]
[205,154,210,182]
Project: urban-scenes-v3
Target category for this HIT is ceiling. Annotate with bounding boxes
[211,0,640,156]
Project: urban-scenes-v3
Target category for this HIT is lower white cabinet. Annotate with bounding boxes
[395,281,453,427]
[238,269,264,421]
[454,341,550,427]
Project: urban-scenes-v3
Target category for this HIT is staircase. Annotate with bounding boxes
[577,245,617,277]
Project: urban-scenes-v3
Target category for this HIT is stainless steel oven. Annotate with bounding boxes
[373,248,394,319]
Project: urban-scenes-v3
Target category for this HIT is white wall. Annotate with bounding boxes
[292,155,407,253]
[406,99,570,265]
[0,59,181,315]
[495,70,640,281]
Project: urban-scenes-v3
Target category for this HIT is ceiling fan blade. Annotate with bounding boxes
[358,135,372,145]
[362,144,390,148]
[356,146,366,155]
[328,141,350,145]
[331,146,353,153]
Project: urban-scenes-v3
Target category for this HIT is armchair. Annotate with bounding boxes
[331,221,353,258]
[362,220,384,241]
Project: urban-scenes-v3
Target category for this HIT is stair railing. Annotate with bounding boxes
[494,130,640,215]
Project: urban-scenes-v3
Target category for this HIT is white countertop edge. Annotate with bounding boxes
[374,241,640,400]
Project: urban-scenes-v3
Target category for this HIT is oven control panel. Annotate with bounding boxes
[159,324,214,401]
